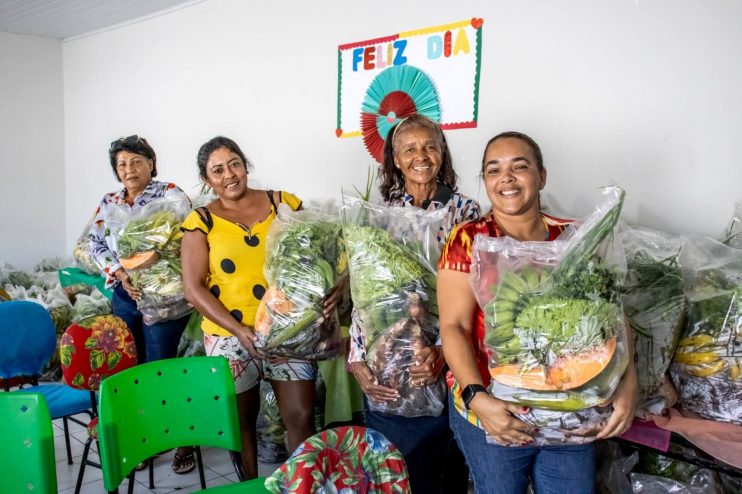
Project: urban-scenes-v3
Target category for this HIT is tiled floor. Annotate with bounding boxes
[53,413,281,493]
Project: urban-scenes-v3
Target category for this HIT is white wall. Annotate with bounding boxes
[63,0,742,249]
[0,32,65,269]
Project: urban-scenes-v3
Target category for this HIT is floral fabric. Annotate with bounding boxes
[89,180,190,288]
[60,314,137,391]
[265,426,410,494]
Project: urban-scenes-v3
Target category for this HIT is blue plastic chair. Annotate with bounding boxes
[0,392,58,493]
[0,300,94,464]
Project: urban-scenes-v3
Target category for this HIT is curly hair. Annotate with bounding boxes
[378,115,458,202]
[196,136,251,180]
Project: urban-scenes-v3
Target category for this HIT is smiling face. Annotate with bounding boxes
[393,126,443,189]
[482,137,547,217]
[204,146,249,200]
[115,151,153,193]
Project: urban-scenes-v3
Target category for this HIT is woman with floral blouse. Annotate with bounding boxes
[89,135,195,473]
[348,115,480,493]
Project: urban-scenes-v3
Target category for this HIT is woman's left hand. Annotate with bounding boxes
[322,277,347,318]
[409,345,445,386]
[596,363,639,439]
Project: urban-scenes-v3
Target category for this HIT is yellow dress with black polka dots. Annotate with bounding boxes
[181,191,302,337]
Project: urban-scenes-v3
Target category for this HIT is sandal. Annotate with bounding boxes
[172,449,196,475]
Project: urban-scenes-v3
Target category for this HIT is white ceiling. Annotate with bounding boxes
[0,0,202,40]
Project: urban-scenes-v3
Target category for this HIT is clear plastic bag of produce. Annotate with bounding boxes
[71,287,112,322]
[257,381,289,463]
[254,202,345,360]
[722,200,742,249]
[671,235,742,425]
[108,196,192,324]
[72,214,100,275]
[342,195,446,417]
[631,471,722,494]
[470,186,630,444]
[621,227,687,416]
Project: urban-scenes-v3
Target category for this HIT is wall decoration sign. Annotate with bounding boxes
[336,18,483,161]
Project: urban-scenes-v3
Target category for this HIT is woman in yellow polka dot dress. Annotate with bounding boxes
[181,136,340,479]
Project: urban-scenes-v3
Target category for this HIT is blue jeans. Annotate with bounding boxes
[449,398,595,494]
[365,398,468,494]
[112,284,189,363]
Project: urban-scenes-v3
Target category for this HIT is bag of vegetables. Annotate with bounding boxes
[342,195,446,417]
[72,214,101,275]
[722,200,742,249]
[621,227,687,416]
[108,196,192,324]
[671,235,742,425]
[470,186,630,444]
[254,202,345,360]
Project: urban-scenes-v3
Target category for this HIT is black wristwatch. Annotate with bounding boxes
[461,384,487,410]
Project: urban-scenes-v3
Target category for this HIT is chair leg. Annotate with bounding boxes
[127,471,135,494]
[74,436,93,494]
[229,450,247,481]
[62,416,73,465]
[148,457,155,489]
[195,446,206,489]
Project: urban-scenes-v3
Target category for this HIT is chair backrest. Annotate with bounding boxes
[98,356,242,491]
[265,426,410,494]
[0,392,57,493]
[0,300,56,380]
[60,314,138,391]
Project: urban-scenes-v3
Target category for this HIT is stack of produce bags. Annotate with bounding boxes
[470,186,629,444]
[254,203,346,360]
[671,235,742,425]
[109,196,192,324]
[621,228,687,416]
[342,195,446,417]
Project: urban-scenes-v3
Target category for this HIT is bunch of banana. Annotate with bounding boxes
[484,265,549,348]
[673,333,729,378]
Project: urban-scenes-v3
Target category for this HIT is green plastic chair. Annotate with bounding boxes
[98,356,250,493]
[202,477,271,493]
[0,392,57,494]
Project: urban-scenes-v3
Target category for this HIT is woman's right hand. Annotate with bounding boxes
[350,361,400,403]
[232,325,263,359]
[468,393,535,446]
[114,268,141,300]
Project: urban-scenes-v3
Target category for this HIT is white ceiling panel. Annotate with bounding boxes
[0,0,202,40]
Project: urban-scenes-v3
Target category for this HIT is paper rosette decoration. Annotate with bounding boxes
[360,65,441,162]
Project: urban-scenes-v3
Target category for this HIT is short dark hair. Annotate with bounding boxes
[481,131,544,174]
[108,135,157,180]
[379,115,458,202]
[196,136,250,180]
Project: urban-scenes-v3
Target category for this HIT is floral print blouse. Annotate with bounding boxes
[88,180,190,288]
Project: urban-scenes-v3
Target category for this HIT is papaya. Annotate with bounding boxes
[264,285,293,314]
[119,250,159,270]
[490,335,617,391]
[254,299,272,337]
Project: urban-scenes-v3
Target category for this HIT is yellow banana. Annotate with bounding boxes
[674,351,721,365]
[684,360,727,378]
[677,334,716,348]
[731,359,741,381]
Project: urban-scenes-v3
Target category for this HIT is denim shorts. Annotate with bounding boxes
[448,397,596,494]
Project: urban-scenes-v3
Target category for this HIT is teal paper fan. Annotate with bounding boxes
[361,65,441,162]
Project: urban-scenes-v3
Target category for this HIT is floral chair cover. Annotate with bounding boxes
[265,426,410,494]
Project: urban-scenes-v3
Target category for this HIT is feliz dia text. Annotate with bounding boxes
[351,28,471,72]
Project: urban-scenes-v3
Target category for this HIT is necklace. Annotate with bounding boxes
[542,216,550,241]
